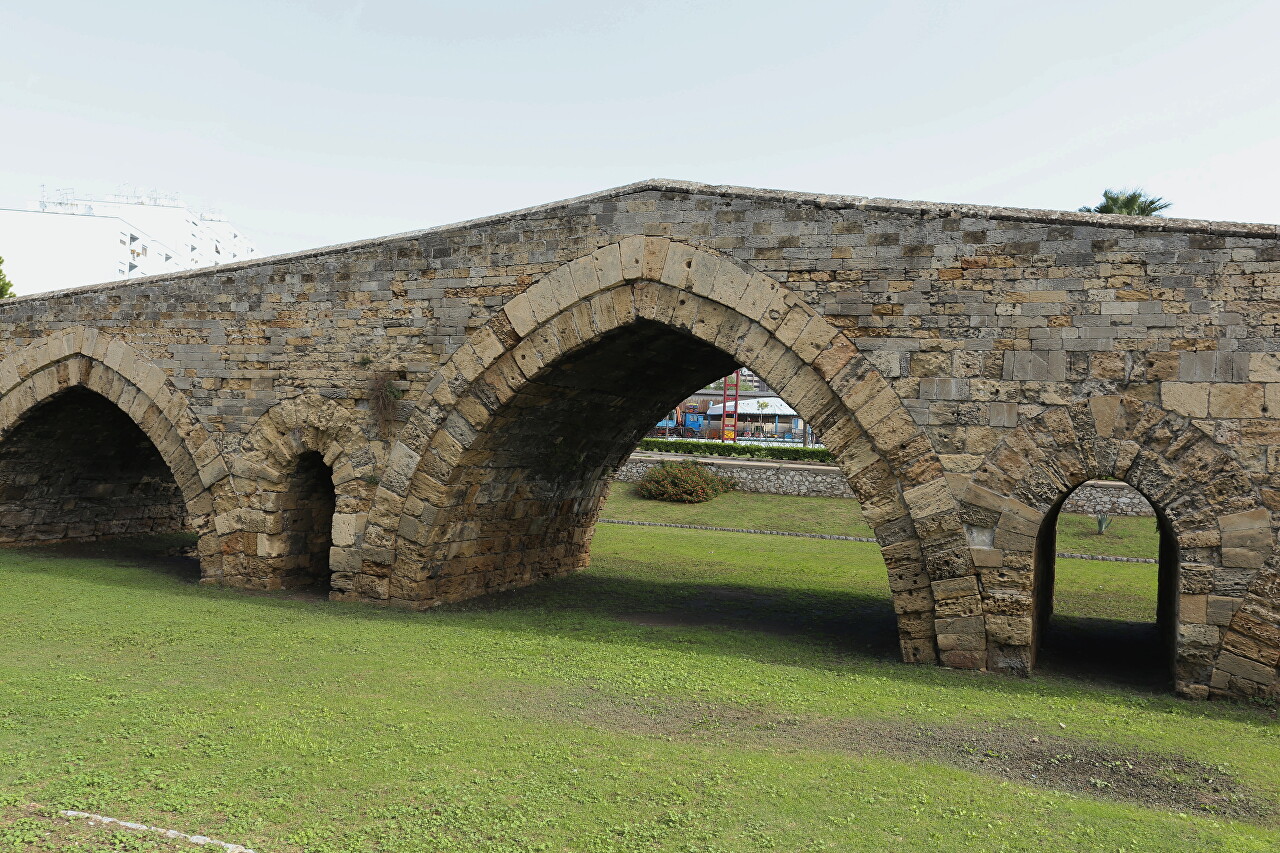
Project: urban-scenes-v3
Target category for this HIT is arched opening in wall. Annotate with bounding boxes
[408,318,899,655]
[278,451,336,593]
[0,387,188,549]
[1032,481,1178,687]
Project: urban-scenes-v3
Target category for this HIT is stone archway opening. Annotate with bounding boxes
[224,394,381,595]
[1031,481,1178,687]
[415,318,742,596]
[277,450,337,593]
[376,241,974,664]
[0,386,188,546]
[390,312,919,660]
[965,396,1276,698]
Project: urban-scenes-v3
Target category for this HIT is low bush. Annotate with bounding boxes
[637,437,835,464]
[633,460,734,503]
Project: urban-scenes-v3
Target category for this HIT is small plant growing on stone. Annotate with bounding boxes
[369,371,405,436]
[1095,513,1113,535]
[634,460,733,503]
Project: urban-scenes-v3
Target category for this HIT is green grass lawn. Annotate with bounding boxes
[601,484,1162,560]
[600,485,876,538]
[0,493,1275,852]
[1054,512,1164,560]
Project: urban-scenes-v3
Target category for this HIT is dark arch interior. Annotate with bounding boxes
[1032,483,1178,687]
[279,450,336,592]
[489,320,740,478]
[416,319,741,596]
[0,386,187,545]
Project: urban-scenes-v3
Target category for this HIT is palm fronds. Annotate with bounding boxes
[1079,188,1172,216]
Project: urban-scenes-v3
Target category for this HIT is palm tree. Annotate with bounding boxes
[1079,188,1171,217]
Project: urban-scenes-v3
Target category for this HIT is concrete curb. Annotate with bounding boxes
[600,517,872,541]
[1055,551,1157,564]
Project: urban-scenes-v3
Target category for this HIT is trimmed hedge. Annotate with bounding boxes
[634,460,734,503]
[637,437,835,464]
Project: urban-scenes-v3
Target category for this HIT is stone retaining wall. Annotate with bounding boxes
[617,456,1166,516]
[1061,480,1155,517]
[616,452,855,498]
[618,459,1158,522]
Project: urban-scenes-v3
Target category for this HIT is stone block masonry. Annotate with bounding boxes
[0,178,1278,701]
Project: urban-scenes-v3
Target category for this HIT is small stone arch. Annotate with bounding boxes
[0,327,224,571]
[356,237,979,667]
[958,395,1277,697]
[225,394,383,593]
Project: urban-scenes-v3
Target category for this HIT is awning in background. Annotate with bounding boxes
[706,397,797,417]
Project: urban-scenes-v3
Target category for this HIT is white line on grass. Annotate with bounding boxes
[60,810,256,852]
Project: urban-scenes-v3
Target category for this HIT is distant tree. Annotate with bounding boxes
[1079,188,1172,217]
[0,256,13,298]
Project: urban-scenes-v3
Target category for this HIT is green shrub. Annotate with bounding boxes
[637,437,835,464]
[634,460,734,503]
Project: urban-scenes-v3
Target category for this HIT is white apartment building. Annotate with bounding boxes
[0,189,255,296]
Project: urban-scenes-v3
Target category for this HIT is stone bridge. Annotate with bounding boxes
[3,179,1279,701]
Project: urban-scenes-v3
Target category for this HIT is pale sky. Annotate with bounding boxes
[2,0,1278,291]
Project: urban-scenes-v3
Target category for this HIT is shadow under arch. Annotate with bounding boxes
[355,237,979,668]
[0,328,224,574]
[1031,480,1178,689]
[0,385,190,543]
[223,393,384,592]
[958,395,1276,698]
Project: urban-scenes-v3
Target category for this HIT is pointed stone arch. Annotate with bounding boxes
[225,394,384,591]
[0,326,224,572]
[353,237,979,666]
[957,395,1278,698]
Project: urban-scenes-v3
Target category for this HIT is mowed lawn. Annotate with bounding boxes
[601,483,1165,560]
[0,489,1276,851]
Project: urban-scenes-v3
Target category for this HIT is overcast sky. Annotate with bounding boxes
[2,0,1278,274]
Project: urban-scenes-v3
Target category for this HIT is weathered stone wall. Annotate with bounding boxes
[1,179,1278,700]
[8,180,1278,466]
[1061,481,1155,517]
[616,452,856,499]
